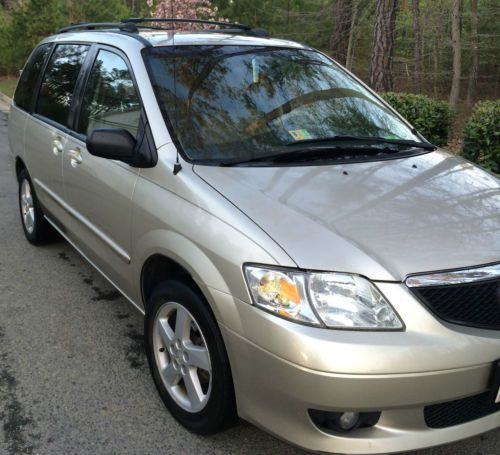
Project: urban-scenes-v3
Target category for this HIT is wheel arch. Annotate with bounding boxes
[138,237,235,322]
[141,253,206,309]
[15,156,27,181]
[136,228,238,311]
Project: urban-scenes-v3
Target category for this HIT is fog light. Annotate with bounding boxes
[308,409,381,433]
[339,411,360,430]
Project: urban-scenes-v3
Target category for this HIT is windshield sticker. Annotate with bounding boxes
[252,58,259,83]
[289,129,313,141]
[383,134,402,140]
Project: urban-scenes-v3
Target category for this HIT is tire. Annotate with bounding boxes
[145,280,237,434]
[18,168,55,245]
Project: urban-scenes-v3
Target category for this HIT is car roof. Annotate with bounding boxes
[139,30,307,48]
[42,29,309,51]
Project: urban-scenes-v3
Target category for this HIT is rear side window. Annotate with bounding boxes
[77,49,141,137]
[14,43,51,111]
[36,44,89,126]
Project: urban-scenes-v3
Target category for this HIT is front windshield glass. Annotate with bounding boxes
[144,45,422,164]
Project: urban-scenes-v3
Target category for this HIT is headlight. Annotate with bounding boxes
[308,273,402,329]
[244,266,321,325]
[244,266,403,330]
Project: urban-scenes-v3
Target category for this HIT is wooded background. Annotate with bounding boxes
[0,0,498,111]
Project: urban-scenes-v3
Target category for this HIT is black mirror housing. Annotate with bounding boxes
[86,128,136,164]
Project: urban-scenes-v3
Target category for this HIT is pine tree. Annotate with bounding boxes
[369,0,398,92]
[449,0,463,108]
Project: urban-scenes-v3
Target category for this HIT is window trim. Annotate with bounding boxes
[70,44,144,141]
[67,44,98,132]
[33,41,93,131]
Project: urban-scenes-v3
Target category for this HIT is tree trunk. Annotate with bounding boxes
[466,0,479,107]
[433,38,439,97]
[449,0,463,108]
[331,0,352,66]
[432,1,441,98]
[369,0,398,92]
[345,0,358,71]
[412,0,422,91]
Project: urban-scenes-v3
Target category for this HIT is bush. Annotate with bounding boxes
[461,100,500,174]
[381,92,454,146]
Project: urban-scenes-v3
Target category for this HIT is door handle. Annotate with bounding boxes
[68,148,83,168]
[52,136,63,156]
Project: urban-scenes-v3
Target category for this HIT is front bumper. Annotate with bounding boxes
[206,282,500,454]
[221,323,499,454]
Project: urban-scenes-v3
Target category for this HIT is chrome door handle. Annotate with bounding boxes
[52,136,63,156]
[68,148,83,168]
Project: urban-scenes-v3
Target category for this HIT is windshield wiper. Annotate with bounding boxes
[219,135,435,166]
[219,144,406,167]
[286,135,436,151]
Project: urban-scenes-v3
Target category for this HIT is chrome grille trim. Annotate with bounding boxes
[405,263,500,288]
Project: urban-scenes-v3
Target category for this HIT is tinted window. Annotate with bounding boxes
[14,43,51,111]
[37,44,89,126]
[77,50,140,137]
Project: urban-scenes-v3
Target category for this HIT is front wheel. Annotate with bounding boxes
[145,280,236,434]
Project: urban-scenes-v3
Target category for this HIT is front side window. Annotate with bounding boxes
[145,46,426,165]
[36,44,89,126]
[14,43,51,111]
[77,50,141,137]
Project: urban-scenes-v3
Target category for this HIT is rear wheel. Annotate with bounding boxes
[18,169,55,245]
[145,280,237,434]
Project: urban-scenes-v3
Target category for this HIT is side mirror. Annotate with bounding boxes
[86,128,136,164]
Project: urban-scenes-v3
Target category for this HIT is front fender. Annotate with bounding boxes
[131,159,293,322]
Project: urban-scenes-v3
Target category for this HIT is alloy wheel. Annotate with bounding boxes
[152,302,212,413]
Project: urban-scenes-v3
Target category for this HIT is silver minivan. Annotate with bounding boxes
[7,19,500,454]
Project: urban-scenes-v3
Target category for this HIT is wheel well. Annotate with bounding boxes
[15,157,26,181]
[141,254,205,310]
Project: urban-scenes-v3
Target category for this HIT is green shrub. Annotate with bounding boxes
[381,92,454,146]
[461,100,500,174]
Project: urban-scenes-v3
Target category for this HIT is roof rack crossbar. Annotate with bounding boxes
[57,22,138,34]
[122,17,252,31]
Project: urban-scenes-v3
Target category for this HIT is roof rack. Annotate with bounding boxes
[57,18,269,38]
[123,17,251,29]
[57,22,139,34]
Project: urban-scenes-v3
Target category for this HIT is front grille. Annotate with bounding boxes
[410,277,500,330]
[424,392,500,428]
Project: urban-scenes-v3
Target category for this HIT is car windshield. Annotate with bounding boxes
[144,45,424,165]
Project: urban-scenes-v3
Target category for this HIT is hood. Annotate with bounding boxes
[194,150,500,281]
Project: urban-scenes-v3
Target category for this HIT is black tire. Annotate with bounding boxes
[145,280,237,434]
[18,168,55,245]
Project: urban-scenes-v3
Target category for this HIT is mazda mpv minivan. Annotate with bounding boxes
[7,18,500,454]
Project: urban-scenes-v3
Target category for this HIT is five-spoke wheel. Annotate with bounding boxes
[145,280,236,434]
[153,302,212,412]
